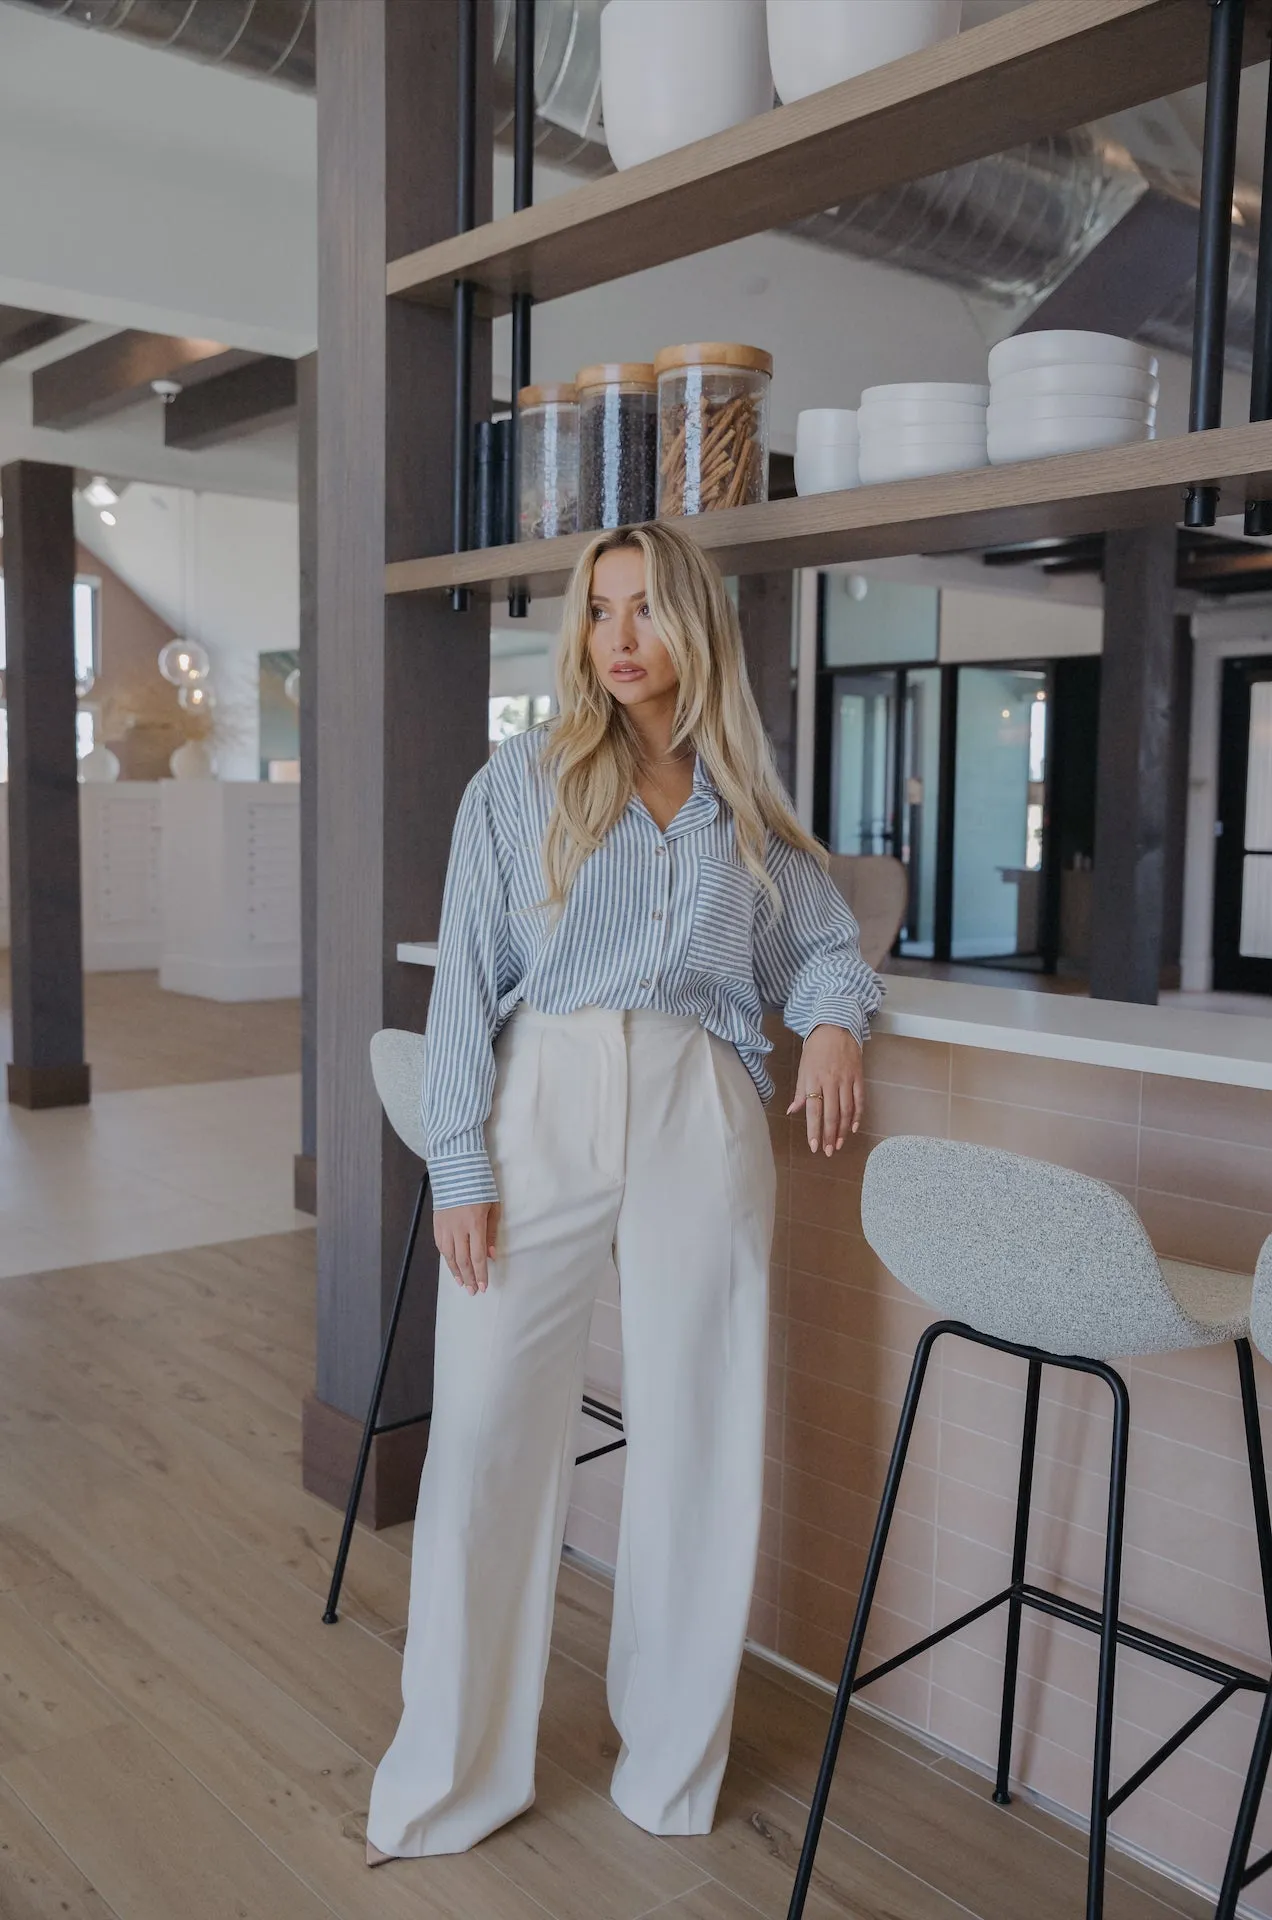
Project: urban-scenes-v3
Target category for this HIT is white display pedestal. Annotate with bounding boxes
[160,781,300,1001]
[81,783,163,969]
[0,783,163,969]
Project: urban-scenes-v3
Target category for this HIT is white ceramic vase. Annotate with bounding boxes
[600,0,773,171]
[170,737,219,781]
[766,0,961,104]
[77,743,120,784]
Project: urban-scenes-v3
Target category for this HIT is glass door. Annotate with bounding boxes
[951,667,1049,962]
[828,672,897,856]
[1214,658,1272,994]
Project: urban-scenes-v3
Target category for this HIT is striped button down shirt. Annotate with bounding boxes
[422,722,884,1209]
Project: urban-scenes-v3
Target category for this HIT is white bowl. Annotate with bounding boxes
[987,416,1155,463]
[601,0,773,171]
[796,408,859,447]
[987,395,1156,426]
[861,381,990,406]
[858,422,987,451]
[859,442,989,484]
[795,443,861,494]
[988,331,1158,383]
[858,397,987,429]
[767,0,961,104]
[990,361,1160,407]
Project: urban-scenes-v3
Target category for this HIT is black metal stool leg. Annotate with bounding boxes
[786,1322,943,1920]
[1086,1366,1131,1920]
[322,1170,431,1624]
[1185,0,1245,530]
[995,1356,1043,1805]
[1214,1340,1272,1917]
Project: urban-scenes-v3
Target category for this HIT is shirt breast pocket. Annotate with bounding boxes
[686,855,758,980]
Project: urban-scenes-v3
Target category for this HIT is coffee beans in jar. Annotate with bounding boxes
[655,343,772,518]
[576,363,657,530]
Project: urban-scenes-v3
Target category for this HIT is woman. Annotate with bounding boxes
[367,522,882,1862]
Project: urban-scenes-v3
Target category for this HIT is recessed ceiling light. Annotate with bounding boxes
[82,475,118,508]
[100,510,117,527]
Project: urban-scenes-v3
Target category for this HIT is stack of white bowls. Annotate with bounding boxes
[794,409,860,494]
[857,383,989,484]
[987,332,1160,465]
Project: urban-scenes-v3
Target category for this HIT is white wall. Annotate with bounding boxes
[939,589,1103,662]
[77,484,300,779]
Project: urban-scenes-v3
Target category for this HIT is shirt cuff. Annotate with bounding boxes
[426,1148,499,1211]
[799,992,881,1047]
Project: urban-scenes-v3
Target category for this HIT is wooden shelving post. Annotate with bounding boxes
[305,0,493,1526]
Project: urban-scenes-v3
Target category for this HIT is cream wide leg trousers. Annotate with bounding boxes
[367,1002,776,1856]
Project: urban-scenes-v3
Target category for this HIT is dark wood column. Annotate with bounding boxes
[2,461,89,1110]
[294,352,317,1216]
[1090,524,1177,1004]
[304,0,492,1526]
[737,573,796,792]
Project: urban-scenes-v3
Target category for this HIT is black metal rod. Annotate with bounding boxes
[1185,0,1246,530]
[451,0,479,611]
[323,1171,431,1624]
[786,1321,942,1920]
[853,1588,1013,1692]
[1245,27,1272,534]
[1019,1583,1265,1691]
[576,1438,629,1466]
[1085,1364,1130,1920]
[1244,1844,1272,1887]
[372,1411,432,1438]
[995,1358,1041,1805]
[1218,1687,1272,1913]
[1237,1337,1272,1644]
[1105,1683,1237,1815]
[507,0,535,618]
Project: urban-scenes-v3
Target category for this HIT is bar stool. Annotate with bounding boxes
[1213,1233,1272,1920]
[321,1028,626,1624]
[786,1137,1272,1920]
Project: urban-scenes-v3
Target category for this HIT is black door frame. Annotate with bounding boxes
[1213,655,1272,994]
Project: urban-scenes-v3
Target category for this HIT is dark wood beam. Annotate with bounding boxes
[304,0,493,1528]
[164,356,298,450]
[31,331,257,430]
[1,461,90,1109]
[0,308,81,367]
[1090,524,1177,1004]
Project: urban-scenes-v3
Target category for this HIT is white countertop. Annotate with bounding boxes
[395,942,1272,1091]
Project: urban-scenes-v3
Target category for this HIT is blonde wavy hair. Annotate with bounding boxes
[535,522,828,921]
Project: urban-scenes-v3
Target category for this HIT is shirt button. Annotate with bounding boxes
[652,909,663,921]
[638,977,651,989]
[654,847,667,857]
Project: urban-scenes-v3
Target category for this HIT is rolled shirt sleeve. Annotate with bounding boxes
[421,766,508,1211]
[754,836,884,1045]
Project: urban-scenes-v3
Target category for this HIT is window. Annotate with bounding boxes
[489,693,553,745]
[0,577,101,781]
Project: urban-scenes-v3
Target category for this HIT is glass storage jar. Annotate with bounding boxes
[577,363,657,530]
[655,343,772,517]
[518,383,579,541]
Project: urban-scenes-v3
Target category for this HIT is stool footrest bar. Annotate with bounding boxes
[576,1438,628,1465]
[854,1589,1014,1692]
[371,1412,432,1438]
[1019,1584,1267,1692]
[1243,1846,1272,1888]
[1105,1682,1239,1815]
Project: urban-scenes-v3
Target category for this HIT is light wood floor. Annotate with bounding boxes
[0,965,300,1092]
[0,1227,1216,1920]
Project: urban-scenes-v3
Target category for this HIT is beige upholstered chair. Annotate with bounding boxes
[827,853,908,969]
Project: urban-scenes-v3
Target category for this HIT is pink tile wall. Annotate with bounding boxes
[563,1019,1272,1910]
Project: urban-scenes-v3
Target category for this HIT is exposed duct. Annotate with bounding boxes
[2,0,1260,366]
[4,0,313,88]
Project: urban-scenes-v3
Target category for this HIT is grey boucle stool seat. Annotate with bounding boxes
[321,1030,626,1627]
[787,1139,1271,1920]
[1213,1234,1272,1920]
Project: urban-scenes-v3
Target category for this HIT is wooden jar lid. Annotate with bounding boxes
[653,342,773,378]
[518,382,579,408]
[575,362,656,392]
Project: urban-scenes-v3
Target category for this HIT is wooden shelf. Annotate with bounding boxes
[385,423,1272,600]
[387,0,1270,313]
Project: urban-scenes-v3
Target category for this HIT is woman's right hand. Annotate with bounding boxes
[434,1202,501,1295]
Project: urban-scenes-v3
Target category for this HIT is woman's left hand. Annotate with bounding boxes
[787,1024,865,1156]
